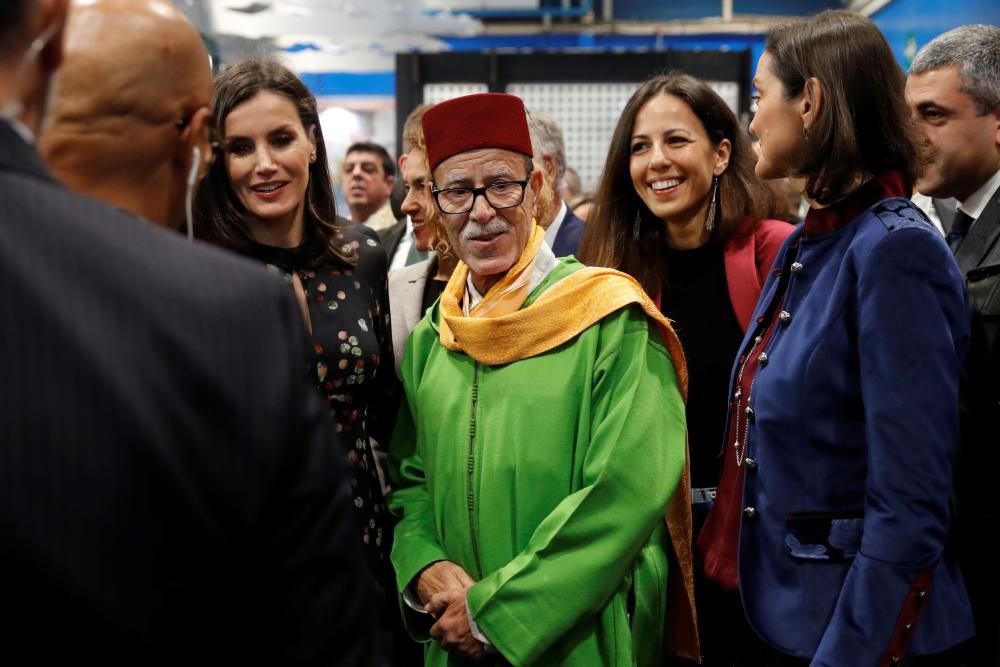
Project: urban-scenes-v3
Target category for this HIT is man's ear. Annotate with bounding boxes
[177,106,213,181]
[38,0,69,74]
[541,154,558,183]
[800,77,823,134]
[529,163,544,198]
[991,106,1000,149]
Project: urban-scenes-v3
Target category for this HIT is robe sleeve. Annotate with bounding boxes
[466,306,687,665]
[811,227,968,666]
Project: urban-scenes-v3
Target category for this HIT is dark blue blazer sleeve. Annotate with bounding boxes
[811,227,969,666]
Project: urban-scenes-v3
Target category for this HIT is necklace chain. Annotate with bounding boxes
[733,332,764,467]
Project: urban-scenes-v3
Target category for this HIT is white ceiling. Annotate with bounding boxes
[210,1,482,40]
[171,0,486,73]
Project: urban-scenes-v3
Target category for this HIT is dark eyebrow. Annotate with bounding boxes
[916,101,952,115]
[632,128,691,141]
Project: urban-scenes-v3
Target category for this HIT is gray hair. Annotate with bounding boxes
[563,165,582,198]
[911,24,1000,115]
[527,111,567,190]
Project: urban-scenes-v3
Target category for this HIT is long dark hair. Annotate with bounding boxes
[764,10,918,204]
[579,72,773,295]
[194,57,354,268]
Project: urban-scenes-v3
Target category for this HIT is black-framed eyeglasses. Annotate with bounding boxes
[431,180,528,215]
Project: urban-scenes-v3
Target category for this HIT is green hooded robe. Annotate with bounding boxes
[389,259,687,666]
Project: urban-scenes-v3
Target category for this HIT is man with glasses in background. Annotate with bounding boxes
[387,92,699,667]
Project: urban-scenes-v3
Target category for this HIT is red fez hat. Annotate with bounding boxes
[422,93,533,171]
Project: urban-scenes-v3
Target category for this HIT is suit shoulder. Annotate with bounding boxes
[377,218,406,243]
[9,172,293,323]
[868,197,937,233]
[853,200,957,279]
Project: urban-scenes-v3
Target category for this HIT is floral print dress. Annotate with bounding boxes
[245,224,399,595]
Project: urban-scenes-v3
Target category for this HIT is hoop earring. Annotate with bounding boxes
[632,209,643,241]
[705,175,719,233]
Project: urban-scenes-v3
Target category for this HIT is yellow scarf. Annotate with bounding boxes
[440,225,688,395]
[437,226,699,660]
[459,222,547,319]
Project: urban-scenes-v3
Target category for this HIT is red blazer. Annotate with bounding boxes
[722,219,794,333]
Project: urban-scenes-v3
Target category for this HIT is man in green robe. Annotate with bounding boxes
[389,92,697,666]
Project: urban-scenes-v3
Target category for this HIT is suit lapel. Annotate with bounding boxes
[402,260,432,330]
[956,188,1000,273]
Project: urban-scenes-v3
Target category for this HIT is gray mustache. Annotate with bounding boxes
[462,220,509,241]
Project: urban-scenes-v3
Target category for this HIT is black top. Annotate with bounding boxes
[660,242,744,491]
[421,273,448,315]
[244,225,398,594]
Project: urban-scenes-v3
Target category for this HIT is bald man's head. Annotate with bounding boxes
[39,0,213,228]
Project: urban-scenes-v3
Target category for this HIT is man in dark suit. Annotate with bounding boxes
[527,111,585,257]
[0,1,381,663]
[907,23,1000,665]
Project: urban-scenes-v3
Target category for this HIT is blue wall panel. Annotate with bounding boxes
[613,0,722,21]
[871,0,1000,70]
[300,71,396,97]
[734,0,838,14]
[437,32,765,52]
[613,0,838,21]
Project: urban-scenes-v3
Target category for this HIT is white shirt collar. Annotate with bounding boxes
[958,168,1000,221]
[543,200,568,250]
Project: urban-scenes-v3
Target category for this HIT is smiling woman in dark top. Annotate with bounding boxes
[579,72,792,666]
[194,58,403,654]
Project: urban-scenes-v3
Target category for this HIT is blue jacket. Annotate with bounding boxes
[738,195,975,665]
[551,206,585,258]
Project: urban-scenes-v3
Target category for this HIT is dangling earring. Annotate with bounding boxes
[705,175,719,233]
[632,209,643,241]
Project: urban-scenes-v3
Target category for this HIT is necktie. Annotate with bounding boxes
[945,210,975,252]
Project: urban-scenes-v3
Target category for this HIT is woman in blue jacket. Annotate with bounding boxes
[698,10,975,666]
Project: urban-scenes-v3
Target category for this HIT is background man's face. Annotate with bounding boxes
[906,65,1000,202]
[342,150,393,212]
